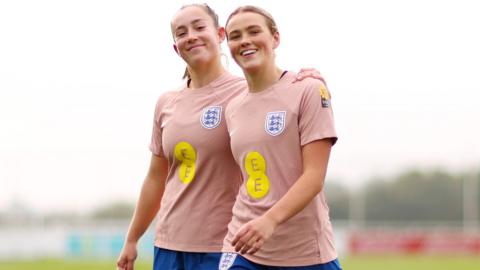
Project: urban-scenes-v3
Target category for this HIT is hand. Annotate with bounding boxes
[294,68,327,85]
[231,215,278,255]
[116,242,138,270]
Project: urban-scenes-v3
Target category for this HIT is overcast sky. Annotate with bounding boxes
[1,0,479,213]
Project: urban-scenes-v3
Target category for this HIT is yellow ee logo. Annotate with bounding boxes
[319,84,330,100]
[319,84,331,108]
[244,151,270,199]
[174,141,197,184]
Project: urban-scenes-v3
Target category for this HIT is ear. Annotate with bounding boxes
[218,27,226,43]
[173,44,179,55]
[273,31,280,49]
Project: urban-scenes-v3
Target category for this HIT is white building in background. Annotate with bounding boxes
[0,221,154,260]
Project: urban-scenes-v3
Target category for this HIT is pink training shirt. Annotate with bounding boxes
[223,71,338,266]
[150,72,245,252]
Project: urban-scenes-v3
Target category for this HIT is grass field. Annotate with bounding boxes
[1,255,479,270]
[341,255,480,270]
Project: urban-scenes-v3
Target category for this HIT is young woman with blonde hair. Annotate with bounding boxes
[220,5,342,270]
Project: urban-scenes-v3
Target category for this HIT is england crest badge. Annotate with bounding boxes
[265,111,286,136]
[218,252,237,270]
[200,106,222,129]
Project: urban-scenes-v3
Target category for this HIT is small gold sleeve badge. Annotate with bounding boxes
[319,84,331,108]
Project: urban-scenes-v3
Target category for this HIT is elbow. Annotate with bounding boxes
[305,170,326,194]
[313,181,324,194]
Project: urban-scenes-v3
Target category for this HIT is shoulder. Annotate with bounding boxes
[286,72,330,101]
[290,71,326,91]
[214,73,247,96]
[154,84,185,111]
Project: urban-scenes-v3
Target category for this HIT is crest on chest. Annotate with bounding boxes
[265,111,286,136]
[200,106,222,129]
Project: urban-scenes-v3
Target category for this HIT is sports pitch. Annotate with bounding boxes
[1,255,479,270]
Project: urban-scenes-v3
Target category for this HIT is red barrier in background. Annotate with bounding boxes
[348,230,480,255]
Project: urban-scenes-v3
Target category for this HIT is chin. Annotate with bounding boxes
[241,63,262,75]
[189,54,213,66]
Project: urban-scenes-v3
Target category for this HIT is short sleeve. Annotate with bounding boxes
[149,93,172,156]
[298,81,338,146]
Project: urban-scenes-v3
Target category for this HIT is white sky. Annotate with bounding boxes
[1,0,479,213]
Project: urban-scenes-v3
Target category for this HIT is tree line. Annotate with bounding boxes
[325,168,480,224]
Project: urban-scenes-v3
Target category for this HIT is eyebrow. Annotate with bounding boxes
[228,25,261,36]
[174,18,206,31]
[246,25,261,30]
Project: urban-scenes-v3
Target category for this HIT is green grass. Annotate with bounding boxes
[0,258,151,270]
[0,255,479,270]
[340,255,480,270]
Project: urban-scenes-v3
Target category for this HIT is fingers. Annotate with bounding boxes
[231,228,245,247]
[241,236,265,255]
[233,229,255,253]
[238,236,264,255]
[232,228,266,255]
[239,234,257,254]
[294,72,325,83]
[293,75,304,82]
[248,239,264,254]
[117,257,135,270]
[295,68,315,82]
[126,259,135,270]
[299,67,315,72]
[117,258,126,270]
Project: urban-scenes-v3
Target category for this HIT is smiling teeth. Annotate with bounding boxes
[241,49,256,56]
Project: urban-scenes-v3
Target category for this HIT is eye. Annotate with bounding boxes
[176,31,186,38]
[228,33,240,40]
[249,29,261,35]
[196,25,206,31]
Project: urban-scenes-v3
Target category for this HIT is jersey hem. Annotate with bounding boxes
[155,240,223,253]
[223,246,338,267]
[242,253,338,267]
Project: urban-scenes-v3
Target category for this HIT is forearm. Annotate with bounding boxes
[125,176,165,243]
[264,169,325,226]
[231,169,326,255]
[264,139,331,226]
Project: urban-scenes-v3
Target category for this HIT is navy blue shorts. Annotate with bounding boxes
[153,247,222,270]
[218,253,343,270]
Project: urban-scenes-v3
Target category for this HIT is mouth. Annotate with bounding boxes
[187,44,205,51]
[240,49,257,57]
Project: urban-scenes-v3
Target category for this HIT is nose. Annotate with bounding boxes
[239,36,251,47]
[186,32,198,43]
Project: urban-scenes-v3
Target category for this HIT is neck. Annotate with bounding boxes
[188,59,226,89]
[244,63,283,93]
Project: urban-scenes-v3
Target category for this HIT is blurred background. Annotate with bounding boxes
[1,0,479,269]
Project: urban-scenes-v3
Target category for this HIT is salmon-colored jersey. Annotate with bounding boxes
[223,71,338,266]
[149,72,245,252]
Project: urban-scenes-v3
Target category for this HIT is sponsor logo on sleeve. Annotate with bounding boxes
[319,84,331,108]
